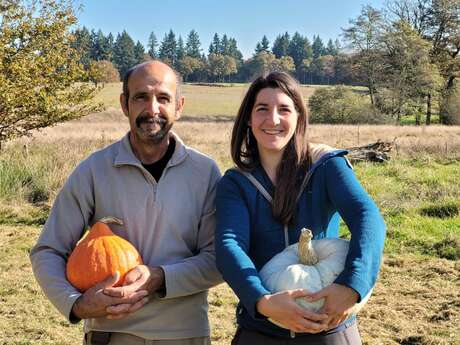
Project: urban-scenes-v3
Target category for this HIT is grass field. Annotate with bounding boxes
[1,83,459,344]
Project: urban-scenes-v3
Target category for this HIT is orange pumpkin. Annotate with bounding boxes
[66,217,143,292]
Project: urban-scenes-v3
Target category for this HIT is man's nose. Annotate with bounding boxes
[146,98,160,114]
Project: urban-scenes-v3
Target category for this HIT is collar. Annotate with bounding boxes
[114,131,188,169]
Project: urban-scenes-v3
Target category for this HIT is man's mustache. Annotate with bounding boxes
[136,113,167,127]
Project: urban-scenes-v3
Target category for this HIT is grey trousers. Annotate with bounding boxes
[83,331,211,345]
[231,322,362,345]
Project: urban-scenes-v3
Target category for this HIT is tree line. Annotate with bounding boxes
[72,27,344,84]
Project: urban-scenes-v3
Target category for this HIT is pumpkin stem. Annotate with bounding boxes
[298,228,319,265]
[99,217,124,226]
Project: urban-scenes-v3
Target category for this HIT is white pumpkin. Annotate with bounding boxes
[259,228,372,328]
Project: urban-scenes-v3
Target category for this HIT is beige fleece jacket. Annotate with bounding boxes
[30,132,222,340]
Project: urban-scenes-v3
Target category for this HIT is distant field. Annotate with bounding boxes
[1,84,459,345]
[95,82,318,118]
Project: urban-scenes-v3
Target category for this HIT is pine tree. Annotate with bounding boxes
[288,32,312,68]
[209,33,220,55]
[312,35,325,58]
[72,26,91,68]
[134,41,146,64]
[176,36,185,64]
[185,30,201,58]
[147,31,158,59]
[326,38,338,56]
[261,35,270,52]
[227,38,244,66]
[106,33,114,61]
[254,42,263,55]
[220,34,229,55]
[272,32,290,58]
[113,30,137,77]
[159,29,177,66]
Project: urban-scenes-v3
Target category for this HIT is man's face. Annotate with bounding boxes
[121,62,184,145]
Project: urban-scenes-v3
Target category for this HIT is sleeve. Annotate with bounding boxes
[214,173,271,319]
[160,162,224,299]
[325,157,386,301]
[29,163,95,323]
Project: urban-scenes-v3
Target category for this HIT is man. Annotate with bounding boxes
[30,60,222,345]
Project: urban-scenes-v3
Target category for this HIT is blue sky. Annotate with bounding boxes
[75,0,386,59]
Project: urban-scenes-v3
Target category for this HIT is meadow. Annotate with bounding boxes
[0,83,459,345]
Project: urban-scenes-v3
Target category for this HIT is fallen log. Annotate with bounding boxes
[345,140,394,163]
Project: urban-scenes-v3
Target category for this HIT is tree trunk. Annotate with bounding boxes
[426,93,431,125]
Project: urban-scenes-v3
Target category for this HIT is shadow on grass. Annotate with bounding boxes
[0,205,49,226]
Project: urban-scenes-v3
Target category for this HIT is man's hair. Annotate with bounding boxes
[122,60,183,109]
[231,71,311,225]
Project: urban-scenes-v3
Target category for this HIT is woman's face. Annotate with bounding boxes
[249,87,298,156]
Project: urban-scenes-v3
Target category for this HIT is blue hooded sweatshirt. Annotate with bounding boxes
[215,150,386,338]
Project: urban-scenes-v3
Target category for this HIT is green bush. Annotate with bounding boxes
[308,86,391,124]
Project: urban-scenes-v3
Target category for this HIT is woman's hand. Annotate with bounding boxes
[256,289,328,333]
[307,283,359,330]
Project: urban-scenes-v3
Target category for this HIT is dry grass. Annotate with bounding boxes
[1,223,458,345]
[94,82,317,118]
[17,109,460,167]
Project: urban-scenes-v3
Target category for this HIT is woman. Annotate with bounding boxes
[215,72,385,344]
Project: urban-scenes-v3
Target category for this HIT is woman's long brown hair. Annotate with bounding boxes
[231,72,311,224]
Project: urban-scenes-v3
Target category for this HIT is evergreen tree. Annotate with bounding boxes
[326,38,339,56]
[287,32,312,68]
[89,29,111,61]
[89,29,100,61]
[185,30,201,58]
[255,35,270,55]
[159,30,177,66]
[176,36,185,63]
[147,31,158,59]
[312,35,325,58]
[134,41,146,64]
[106,33,114,61]
[254,42,263,55]
[113,30,137,77]
[227,38,244,66]
[72,26,91,68]
[261,35,270,52]
[272,32,290,58]
[209,33,220,55]
[220,34,229,55]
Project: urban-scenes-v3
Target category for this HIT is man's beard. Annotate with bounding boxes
[134,112,173,144]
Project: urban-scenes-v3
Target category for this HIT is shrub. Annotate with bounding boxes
[308,86,391,124]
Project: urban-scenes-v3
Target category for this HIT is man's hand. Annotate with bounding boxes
[71,272,149,320]
[306,283,359,330]
[256,289,328,333]
[103,265,165,319]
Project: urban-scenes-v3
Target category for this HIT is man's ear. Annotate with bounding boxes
[120,93,129,117]
[175,96,185,120]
